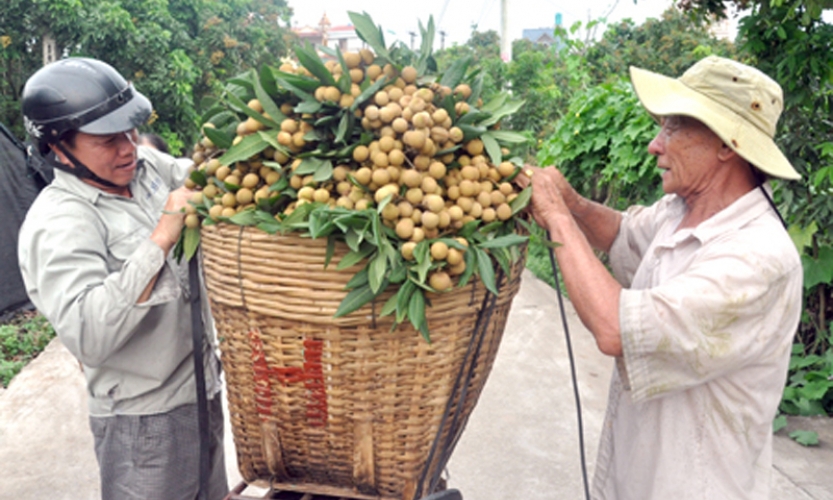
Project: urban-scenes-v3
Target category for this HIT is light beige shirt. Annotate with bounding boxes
[592,188,802,499]
[18,146,220,417]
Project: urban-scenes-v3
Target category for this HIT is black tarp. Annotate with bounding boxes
[0,123,53,316]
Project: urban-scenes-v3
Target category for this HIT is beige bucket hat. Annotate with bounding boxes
[629,55,799,180]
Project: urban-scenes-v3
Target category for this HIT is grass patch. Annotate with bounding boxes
[0,310,55,388]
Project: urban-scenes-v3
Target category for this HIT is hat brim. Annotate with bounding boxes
[629,66,799,180]
[79,88,152,136]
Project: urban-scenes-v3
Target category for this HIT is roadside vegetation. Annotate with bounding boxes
[0,310,54,388]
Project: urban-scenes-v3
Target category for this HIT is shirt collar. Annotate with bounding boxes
[690,184,774,244]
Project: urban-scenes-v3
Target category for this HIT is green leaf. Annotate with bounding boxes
[488,130,530,145]
[408,289,430,342]
[368,252,388,294]
[510,186,532,216]
[773,414,788,433]
[279,202,315,231]
[380,293,398,317]
[313,160,334,183]
[799,379,833,400]
[189,169,207,188]
[789,430,819,446]
[348,11,393,64]
[479,99,525,127]
[295,41,336,86]
[480,93,508,114]
[256,218,281,234]
[345,267,369,289]
[396,279,417,323]
[481,132,502,165]
[457,124,487,142]
[183,226,200,261]
[776,26,788,40]
[473,246,498,295]
[225,88,281,129]
[273,76,318,104]
[202,126,233,150]
[415,16,435,75]
[337,245,375,270]
[439,56,472,88]
[294,157,325,176]
[414,240,431,284]
[351,75,390,111]
[217,133,268,166]
[228,209,259,226]
[457,111,492,126]
[259,140,289,165]
[478,233,529,249]
[335,112,352,144]
[252,70,286,125]
[324,234,336,268]
[802,251,833,289]
[334,283,376,318]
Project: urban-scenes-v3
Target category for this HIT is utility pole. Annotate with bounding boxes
[440,30,447,50]
[42,33,57,66]
[500,0,511,62]
[409,31,416,50]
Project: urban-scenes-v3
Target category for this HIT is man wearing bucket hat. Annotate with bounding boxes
[520,56,803,498]
[17,58,228,499]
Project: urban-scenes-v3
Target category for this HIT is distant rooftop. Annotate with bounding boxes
[292,12,363,52]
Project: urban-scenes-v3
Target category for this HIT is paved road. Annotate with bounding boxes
[1,270,831,499]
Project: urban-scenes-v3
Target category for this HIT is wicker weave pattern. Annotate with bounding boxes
[201,224,524,499]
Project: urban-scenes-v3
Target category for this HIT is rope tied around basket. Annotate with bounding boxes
[414,267,506,499]
[236,225,247,310]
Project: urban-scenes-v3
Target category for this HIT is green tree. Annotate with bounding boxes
[737,0,833,420]
[584,7,736,83]
[0,0,293,154]
[679,0,833,420]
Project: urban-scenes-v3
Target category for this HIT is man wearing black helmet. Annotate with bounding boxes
[17,58,228,500]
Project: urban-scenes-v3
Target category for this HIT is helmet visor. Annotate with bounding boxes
[79,85,152,135]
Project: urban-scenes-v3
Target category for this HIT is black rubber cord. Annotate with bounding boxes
[188,257,210,500]
[546,231,591,500]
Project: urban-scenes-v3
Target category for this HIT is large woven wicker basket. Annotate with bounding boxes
[201,223,525,499]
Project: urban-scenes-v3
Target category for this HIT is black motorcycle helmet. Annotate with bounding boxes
[21,57,152,188]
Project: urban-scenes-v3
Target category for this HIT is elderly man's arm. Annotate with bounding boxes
[528,167,623,356]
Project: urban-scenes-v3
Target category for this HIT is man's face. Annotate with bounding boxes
[55,129,139,194]
[648,116,724,199]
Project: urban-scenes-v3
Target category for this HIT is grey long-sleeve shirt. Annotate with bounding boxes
[18,146,220,417]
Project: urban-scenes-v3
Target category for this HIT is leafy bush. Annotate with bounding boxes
[536,78,661,210]
[0,311,55,388]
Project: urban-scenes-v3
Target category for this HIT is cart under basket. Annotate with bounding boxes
[224,481,462,500]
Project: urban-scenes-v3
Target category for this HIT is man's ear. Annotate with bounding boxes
[49,143,72,166]
[717,141,740,162]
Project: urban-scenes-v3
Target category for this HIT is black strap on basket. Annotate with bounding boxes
[414,268,505,499]
[189,256,211,500]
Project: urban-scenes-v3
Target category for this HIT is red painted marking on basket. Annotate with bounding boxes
[247,332,328,426]
[303,339,328,427]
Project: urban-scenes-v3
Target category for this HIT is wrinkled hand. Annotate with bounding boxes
[152,186,194,253]
[528,167,571,230]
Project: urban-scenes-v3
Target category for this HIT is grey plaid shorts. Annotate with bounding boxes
[89,396,228,500]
